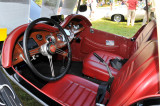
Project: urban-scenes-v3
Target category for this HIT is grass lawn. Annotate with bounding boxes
[10,79,41,106]
[10,18,142,105]
[92,18,142,38]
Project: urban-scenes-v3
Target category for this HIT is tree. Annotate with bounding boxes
[35,0,42,6]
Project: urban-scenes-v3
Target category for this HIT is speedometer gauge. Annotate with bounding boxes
[46,35,56,44]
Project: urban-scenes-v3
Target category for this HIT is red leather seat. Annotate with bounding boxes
[108,40,158,105]
[83,51,123,81]
[42,40,158,105]
[83,20,156,81]
[41,74,109,106]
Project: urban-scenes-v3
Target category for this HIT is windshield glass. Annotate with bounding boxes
[41,0,78,17]
[0,0,78,33]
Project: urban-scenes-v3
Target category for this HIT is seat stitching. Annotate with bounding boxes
[83,91,96,106]
[72,86,86,105]
[58,81,74,99]
[64,83,79,102]
[91,94,97,106]
[68,85,84,105]
[75,89,91,106]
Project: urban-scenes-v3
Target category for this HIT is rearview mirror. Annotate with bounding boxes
[79,4,87,12]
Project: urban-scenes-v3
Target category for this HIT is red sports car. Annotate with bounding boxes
[0,0,160,105]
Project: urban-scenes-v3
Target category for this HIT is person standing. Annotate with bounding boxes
[88,0,97,19]
[57,0,63,15]
[121,0,125,5]
[142,0,155,25]
[126,0,138,26]
[96,0,100,7]
[88,0,93,18]
[109,0,114,10]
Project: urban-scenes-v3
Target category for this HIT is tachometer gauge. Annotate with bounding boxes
[46,35,56,44]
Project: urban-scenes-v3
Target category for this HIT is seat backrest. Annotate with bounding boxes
[150,26,157,40]
[108,40,159,105]
[130,20,156,56]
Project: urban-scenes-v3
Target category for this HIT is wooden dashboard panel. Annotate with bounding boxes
[12,31,52,65]
[12,20,85,66]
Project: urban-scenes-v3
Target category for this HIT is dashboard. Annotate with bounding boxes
[19,38,39,50]
[12,19,85,66]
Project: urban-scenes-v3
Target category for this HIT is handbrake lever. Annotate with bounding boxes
[93,53,114,78]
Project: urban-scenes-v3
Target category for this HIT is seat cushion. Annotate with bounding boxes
[83,51,123,81]
[41,74,109,106]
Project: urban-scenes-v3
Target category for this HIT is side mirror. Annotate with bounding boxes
[79,4,87,12]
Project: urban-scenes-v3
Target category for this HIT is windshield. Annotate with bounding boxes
[41,0,78,17]
[0,0,78,33]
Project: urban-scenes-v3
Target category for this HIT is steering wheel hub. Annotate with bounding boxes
[48,44,56,54]
[40,43,56,56]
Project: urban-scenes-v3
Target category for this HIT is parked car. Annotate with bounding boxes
[105,5,145,22]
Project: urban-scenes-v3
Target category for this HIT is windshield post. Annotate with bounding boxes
[76,0,81,14]
[145,0,149,23]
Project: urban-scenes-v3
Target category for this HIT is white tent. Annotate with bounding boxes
[0,0,30,34]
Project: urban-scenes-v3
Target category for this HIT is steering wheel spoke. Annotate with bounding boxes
[48,55,55,77]
[55,48,68,57]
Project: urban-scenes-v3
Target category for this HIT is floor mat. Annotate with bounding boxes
[18,60,103,88]
[53,61,83,76]
[49,61,103,84]
[67,61,83,76]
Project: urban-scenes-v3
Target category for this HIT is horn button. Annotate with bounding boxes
[48,43,56,54]
[40,43,57,56]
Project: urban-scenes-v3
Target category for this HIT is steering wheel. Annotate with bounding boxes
[23,18,72,81]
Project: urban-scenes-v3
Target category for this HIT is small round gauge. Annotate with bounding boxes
[46,35,56,43]
[36,34,43,41]
[57,33,65,42]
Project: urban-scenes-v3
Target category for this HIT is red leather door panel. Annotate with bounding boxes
[80,28,132,58]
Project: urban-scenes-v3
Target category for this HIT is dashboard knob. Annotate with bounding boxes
[36,34,43,41]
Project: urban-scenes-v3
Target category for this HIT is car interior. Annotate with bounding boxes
[1,14,159,105]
